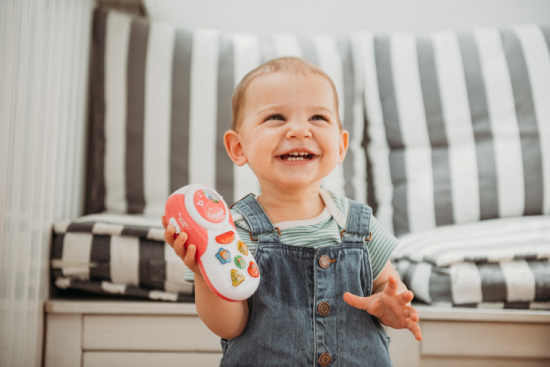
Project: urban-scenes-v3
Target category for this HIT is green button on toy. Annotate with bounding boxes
[234,255,246,269]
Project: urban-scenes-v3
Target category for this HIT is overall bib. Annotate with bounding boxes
[220,194,393,367]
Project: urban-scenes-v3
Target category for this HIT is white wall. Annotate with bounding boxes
[0,1,94,366]
[144,0,550,36]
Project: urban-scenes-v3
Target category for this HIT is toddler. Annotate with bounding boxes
[163,57,421,366]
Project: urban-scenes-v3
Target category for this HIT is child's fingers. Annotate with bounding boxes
[183,244,198,269]
[164,225,176,246]
[161,215,167,229]
[407,319,423,341]
[173,231,189,258]
[397,290,415,306]
[343,292,373,311]
[402,305,419,322]
[383,275,399,296]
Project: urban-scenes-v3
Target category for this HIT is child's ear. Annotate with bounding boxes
[338,129,349,164]
[224,130,248,166]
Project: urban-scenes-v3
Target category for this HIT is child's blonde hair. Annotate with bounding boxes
[231,57,341,131]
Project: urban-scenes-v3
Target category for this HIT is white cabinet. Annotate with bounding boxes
[44,300,550,367]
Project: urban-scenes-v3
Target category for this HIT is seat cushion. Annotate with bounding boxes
[52,213,193,302]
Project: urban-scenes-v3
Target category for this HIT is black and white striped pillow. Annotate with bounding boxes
[392,215,550,266]
[88,7,367,216]
[51,214,193,298]
[353,25,550,236]
[395,258,550,309]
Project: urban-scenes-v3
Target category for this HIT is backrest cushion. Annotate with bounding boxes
[353,25,550,236]
[87,7,368,217]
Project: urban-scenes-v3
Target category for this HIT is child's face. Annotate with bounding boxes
[226,71,348,192]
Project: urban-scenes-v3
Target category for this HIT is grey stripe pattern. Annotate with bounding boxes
[428,268,452,303]
[259,35,277,64]
[395,259,550,308]
[501,29,543,216]
[170,28,193,193]
[417,37,454,227]
[126,17,148,213]
[478,263,507,302]
[87,7,108,214]
[216,34,235,204]
[457,33,499,221]
[339,38,356,200]
[90,235,111,279]
[374,35,409,234]
[139,238,165,290]
[299,37,318,65]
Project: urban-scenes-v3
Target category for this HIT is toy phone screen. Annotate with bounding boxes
[193,189,226,223]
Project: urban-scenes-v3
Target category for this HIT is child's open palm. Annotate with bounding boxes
[343,275,422,341]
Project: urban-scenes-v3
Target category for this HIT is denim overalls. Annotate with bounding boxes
[220,194,393,367]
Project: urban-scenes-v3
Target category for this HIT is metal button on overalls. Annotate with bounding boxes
[318,302,331,316]
[319,353,332,366]
[319,255,331,269]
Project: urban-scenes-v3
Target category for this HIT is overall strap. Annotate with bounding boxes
[344,200,372,239]
[231,194,281,242]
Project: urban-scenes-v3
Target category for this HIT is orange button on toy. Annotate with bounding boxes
[215,231,235,244]
[248,262,259,278]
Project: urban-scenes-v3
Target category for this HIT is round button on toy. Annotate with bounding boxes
[165,184,260,302]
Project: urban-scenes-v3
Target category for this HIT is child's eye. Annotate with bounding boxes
[311,115,328,121]
[266,114,285,121]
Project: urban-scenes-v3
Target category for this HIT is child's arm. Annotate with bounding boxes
[343,260,422,341]
[162,216,249,340]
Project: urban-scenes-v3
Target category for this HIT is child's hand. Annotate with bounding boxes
[161,215,202,276]
[343,275,422,341]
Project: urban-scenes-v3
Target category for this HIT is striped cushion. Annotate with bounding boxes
[395,259,550,309]
[392,216,550,308]
[51,214,194,301]
[88,7,367,216]
[392,215,550,267]
[354,25,550,236]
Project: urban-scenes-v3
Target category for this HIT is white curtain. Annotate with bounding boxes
[0,0,93,365]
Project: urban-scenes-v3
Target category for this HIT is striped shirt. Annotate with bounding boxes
[184,189,398,282]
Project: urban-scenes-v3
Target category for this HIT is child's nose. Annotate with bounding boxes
[285,121,312,140]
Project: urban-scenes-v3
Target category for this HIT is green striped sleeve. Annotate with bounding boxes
[367,216,399,280]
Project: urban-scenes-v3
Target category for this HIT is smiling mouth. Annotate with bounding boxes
[278,152,315,161]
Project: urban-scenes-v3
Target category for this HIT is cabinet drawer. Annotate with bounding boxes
[83,315,222,352]
[421,321,550,358]
[83,352,223,367]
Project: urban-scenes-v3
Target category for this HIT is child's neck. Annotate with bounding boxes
[256,186,325,224]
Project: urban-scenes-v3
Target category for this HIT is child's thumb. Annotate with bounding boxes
[343,292,371,311]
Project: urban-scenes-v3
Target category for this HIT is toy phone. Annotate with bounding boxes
[165,184,260,302]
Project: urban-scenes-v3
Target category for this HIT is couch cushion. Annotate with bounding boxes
[353,25,550,236]
[51,214,193,301]
[88,7,368,216]
[392,216,550,308]
[396,258,550,309]
[392,215,550,266]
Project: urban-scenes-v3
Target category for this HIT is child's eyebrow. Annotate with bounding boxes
[255,105,335,117]
[255,105,281,116]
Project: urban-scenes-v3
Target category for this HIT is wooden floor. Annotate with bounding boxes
[44,300,550,367]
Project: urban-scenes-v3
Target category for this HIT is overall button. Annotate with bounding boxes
[319,353,332,366]
[319,255,331,269]
[318,302,331,316]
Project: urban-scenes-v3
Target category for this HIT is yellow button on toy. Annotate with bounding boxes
[237,241,248,256]
[231,269,245,287]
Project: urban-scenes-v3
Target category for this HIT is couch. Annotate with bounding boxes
[45,6,550,366]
